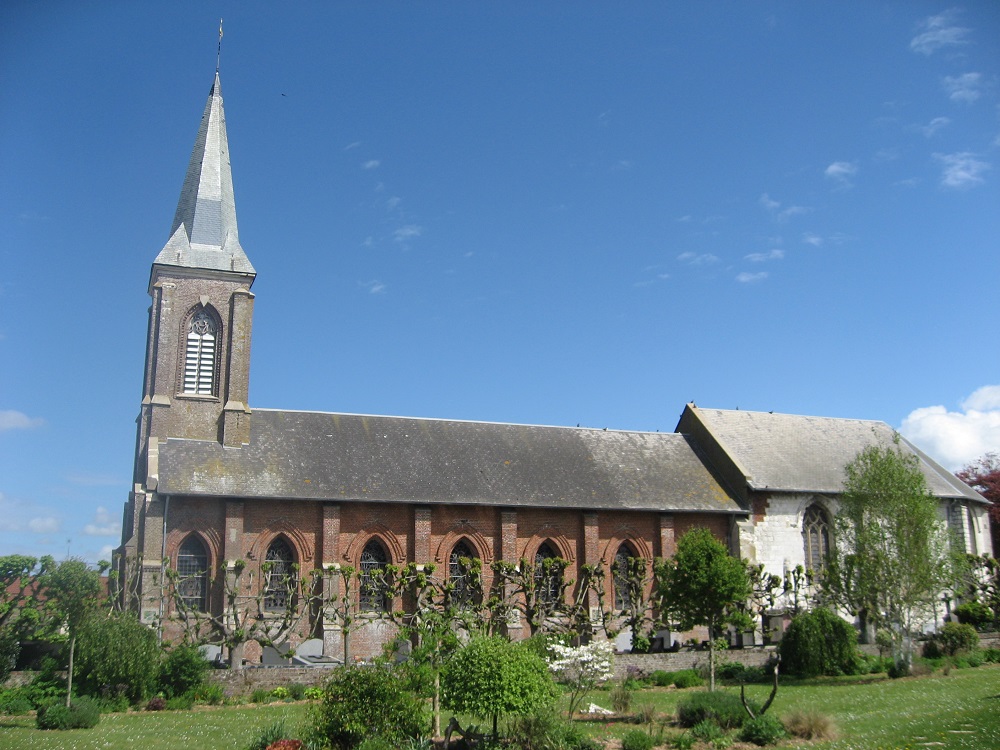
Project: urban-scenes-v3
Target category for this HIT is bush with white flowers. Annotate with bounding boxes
[547,640,614,718]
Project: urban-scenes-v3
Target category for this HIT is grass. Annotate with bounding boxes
[1,665,997,749]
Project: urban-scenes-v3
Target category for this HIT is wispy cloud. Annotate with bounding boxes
[83,506,119,537]
[344,141,362,151]
[901,384,1000,470]
[758,193,780,211]
[362,159,381,170]
[825,161,858,187]
[942,72,983,103]
[918,117,951,137]
[361,280,386,294]
[677,252,719,266]
[736,271,768,283]
[935,152,990,188]
[28,517,60,534]
[802,233,823,247]
[0,410,44,432]
[910,10,971,56]
[744,249,784,262]
[393,225,423,243]
[759,193,810,222]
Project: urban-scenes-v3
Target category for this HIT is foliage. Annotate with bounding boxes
[507,709,602,750]
[676,690,755,729]
[620,729,656,750]
[610,680,634,714]
[303,686,323,700]
[656,528,751,691]
[0,689,33,715]
[961,555,1000,628]
[823,441,959,665]
[954,601,992,627]
[75,610,161,703]
[612,554,655,652]
[38,559,104,707]
[166,694,195,710]
[159,643,210,698]
[650,669,674,687]
[690,719,725,742]
[0,554,55,672]
[938,622,979,656]
[783,709,838,740]
[779,607,859,677]
[314,664,428,750]
[547,639,614,718]
[21,657,67,708]
[36,696,101,730]
[738,714,786,746]
[672,669,704,689]
[252,688,276,704]
[246,719,293,750]
[442,635,556,739]
[146,696,167,710]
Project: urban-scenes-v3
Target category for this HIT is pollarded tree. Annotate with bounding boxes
[823,440,959,668]
[655,528,752,691]
[441,635,557,741]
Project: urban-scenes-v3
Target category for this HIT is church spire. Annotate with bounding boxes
[153,72,255,277]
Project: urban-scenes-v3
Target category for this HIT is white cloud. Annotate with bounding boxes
[942,72,983,103]
[744,249,784,262]
[802,233,823,247]
[758,193,780,211]
[759,193,810,222]
[919,117,951,137]
[361,280,386,294]
[344,141,362,151]
[825,161,858,185]
[910,10,970,56]
[83,506,119,537]
[900,385,1000,470]
[677,252,719,265]
[0,410,44,432]
[362,160,381,170]
[28,516,60,534]
[935,152,990,188]
[393,225,423,242]
[736,271,768,283]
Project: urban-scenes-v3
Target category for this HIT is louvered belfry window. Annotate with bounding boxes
[183,308,217,395]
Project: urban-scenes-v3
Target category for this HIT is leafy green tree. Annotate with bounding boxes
[823,440,959,666]
[656,528,751,691]
[779,607,859,677]
[0,554,54,680]
[158,643,210,698]
[441,635,557,740]
[76,611,161,703]
[40,559,103,706]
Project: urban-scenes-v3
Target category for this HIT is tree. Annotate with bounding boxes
[546,639,613,718]
[441,635,557,740]
[655,528,751,691]
[823,440,958,668]
[75,611,161,703]
[40,559,103,706]
[0,555,54,681]
[956,451,1000,557]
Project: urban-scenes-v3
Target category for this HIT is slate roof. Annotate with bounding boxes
[686,406,984,502]
[156,409,743,514]
[153,73,255,278]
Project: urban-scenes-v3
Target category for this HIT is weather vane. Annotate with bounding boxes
[216,19,224,74]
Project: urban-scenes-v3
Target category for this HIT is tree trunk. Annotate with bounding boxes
[229,641,245,670]
[343,626,351,664]
[433,671,441,737]
[66,635,75,707]
[708,635,716,692]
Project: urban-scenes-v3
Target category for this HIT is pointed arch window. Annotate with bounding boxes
[183,307,218,395]
[449,539,478,608]
[803,504,831,571]
[613,543,638,612]
[534,541,562,608]
[177,535,209,612]
[360,539,389,612]
[263,538,296,611]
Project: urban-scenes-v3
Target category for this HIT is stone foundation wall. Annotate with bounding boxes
[612,648,775,680]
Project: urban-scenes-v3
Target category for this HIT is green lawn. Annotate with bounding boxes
[1,665,998,749]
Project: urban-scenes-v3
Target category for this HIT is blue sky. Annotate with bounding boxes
[1,2,998,565]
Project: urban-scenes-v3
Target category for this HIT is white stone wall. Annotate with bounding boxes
[743,493,833,579]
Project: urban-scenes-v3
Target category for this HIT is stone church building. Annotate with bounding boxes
[116,74,990,663]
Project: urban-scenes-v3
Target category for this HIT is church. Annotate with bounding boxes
[116,73,990,664]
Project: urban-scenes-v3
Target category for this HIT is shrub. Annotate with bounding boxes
[0,689,32,715]
[938,622,979,656]
[649,670,674,687]
[983,648,1000,663]
[93,693,131,713]
[247,719,293,750]
[671,734,695,750]
[146,696,167,711]
[783,709,838,740]
[610,681,633,714]
[36,696,101,730]
[197,682,225,705]
[887,660,910,679]
[672,669,703,689]
[159,644,210,698]
[266,742,303,750]
[779,607,859,677]
[739,714,785,746]
[288,682,307,700]
[922,639,944,659]
[23,658,66,708]
[304,686,324,700]
[677,690,754,730]
[166,694,194,710]
[356,739,395,750]
[690,719,724,742]
[76,611,161,704]
[272,686,291,700]
[717,661,745,681]
[508,709,601,750]
[251,688,275,704]
[315,664,429,749]
[954,601,992,628]
[633,702,657,725]
[621,729,656,750]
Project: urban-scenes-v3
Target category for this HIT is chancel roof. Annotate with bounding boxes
[685,406,983,502]
[156,409,742,514]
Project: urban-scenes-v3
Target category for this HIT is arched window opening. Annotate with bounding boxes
[613,543,638,612]
[183,307,218,395]
[263,538,296,611]
[177,536,209,612]
[449,539,478,608]
[534,541,562,607]
[803,505,831,571]
[360,539,389,612]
